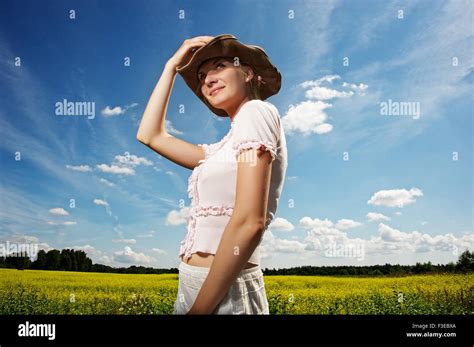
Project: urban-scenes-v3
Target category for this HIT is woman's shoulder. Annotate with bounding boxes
[237,99,281,125]
[232,99,282,142]
[242,99,279,113]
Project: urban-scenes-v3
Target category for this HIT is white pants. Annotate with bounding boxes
[173,261,270,315]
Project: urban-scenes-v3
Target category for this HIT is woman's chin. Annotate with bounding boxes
[208,97,227,108]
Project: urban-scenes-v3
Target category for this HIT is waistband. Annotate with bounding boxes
[178,261,263,281]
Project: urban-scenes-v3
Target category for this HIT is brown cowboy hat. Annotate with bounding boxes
[176,34,282,117]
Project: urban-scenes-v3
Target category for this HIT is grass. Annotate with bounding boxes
[0,269,472,314]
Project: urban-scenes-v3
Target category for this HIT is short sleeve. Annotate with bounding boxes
[231,100,280,161]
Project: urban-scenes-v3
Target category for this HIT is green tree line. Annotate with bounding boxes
[0,249,177,274]
[0,248,472,276]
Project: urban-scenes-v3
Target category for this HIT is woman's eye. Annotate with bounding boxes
[199,63,224,82]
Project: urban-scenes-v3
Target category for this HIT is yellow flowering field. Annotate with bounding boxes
[0,269,472,314]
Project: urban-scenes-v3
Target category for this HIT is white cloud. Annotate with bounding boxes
[93,199,109,206]
[305,86,354,100]
[283,75,368,136]
[101,106,125,117]
[300,217,334,229]
[165,207,190,226]
[95,153,151,178]
[113,154,153,167]
[99,178,115,187]
[47,221,76,226]
[342,82,368,95]
[93,199,118,221]
[282,100,333,136]
[335,219,363,230]
[112,239,136,244]
[6,235,40,243]
[268,217,294,232]
[367,212,391,222]
[102,102,138,117]
[301,217,365,252]
[301,76,356,100]
[49,208,69,216]
[96,164,135,175]
[260,216,367,262]
[379,223,411,242]
[260,230,306,259]
[138,230,155,238]
[367,188,423,208]
[375,223,473,254]
[0,184,81,236]
[300,75,341,87]
[71,244,113,265]
[297,216,474,261]
[151,248,167,255]
[165,120,184,135]
[113,246,155,264]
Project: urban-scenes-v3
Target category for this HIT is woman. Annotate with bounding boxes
[136,34,287,314]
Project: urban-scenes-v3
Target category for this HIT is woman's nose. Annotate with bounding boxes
[204,70,218,85]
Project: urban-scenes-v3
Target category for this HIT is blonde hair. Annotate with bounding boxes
[219,57,262,100]
[239,62,262,100]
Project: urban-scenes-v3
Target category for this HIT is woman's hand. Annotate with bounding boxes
[185,302,216,315]
[167,36,215,71]
[185,305,204,315]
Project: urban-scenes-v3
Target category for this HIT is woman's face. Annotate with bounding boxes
[198,57,252,113]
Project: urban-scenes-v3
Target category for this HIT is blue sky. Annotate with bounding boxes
[0,0,472,269]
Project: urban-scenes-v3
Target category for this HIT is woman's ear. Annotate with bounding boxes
[245,67,255,82]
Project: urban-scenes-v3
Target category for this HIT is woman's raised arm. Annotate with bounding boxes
[136,36,214,170]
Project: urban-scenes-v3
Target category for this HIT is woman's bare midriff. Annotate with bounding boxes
[183,251,257,269]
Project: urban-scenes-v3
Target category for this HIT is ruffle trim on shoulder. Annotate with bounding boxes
[233,140,277,161]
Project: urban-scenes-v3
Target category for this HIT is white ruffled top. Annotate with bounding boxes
[178,99,288,265]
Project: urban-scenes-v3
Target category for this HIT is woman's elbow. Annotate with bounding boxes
[233,217,266,236]
[136,133,148,144]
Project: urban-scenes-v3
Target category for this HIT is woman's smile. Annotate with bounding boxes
[210,86,224,96]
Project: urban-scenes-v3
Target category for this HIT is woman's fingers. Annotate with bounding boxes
[194,36,214,40]
[189,36,214,44]
[170,36,215,69]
